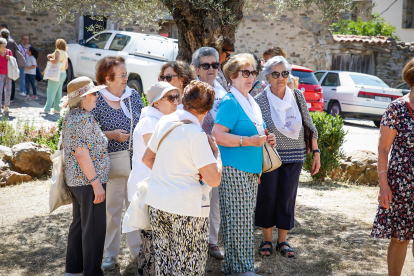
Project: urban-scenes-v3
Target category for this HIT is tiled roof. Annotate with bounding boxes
[333,34,391,44]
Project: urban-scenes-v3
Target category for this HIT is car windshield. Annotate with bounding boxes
[291,70,319,85]
[350,74,390,88]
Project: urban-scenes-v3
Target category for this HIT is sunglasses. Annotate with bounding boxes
[162,94,180,103]
[200,63,220,70]
[224,50,231,59]
[159,74,178,82]
[270,70,290,79]
[91,92,98,96]
[239,70,258,78]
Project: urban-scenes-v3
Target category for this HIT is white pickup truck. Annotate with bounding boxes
[65,30,178,94]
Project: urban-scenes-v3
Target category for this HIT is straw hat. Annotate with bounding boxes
[146,81,179,104]
[67,76,106,104]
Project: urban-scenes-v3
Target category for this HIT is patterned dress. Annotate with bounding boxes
[372,98,414,241]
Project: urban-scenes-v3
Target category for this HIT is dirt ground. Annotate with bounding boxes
[1,176,414,276]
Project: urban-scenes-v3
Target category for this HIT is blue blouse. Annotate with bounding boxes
[90,89,144,160]
[215,93,266,174]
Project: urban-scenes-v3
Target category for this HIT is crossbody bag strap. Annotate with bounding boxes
[128,97,133,150]
[157,120,192,151]
[248,80,260,94]
[405,101,414,121]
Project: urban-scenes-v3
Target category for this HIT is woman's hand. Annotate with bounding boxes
[311,153,321,175]
[5,52,10,60]
[378,184,392,209]
[108,129,130,142]
[246,134,267,147]
[265,128,276,147]
[91,179,105,204]
[207,135,219,157]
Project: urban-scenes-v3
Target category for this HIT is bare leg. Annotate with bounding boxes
[260,227,273,256]
[277,229,294,257]
[388,238,409,276]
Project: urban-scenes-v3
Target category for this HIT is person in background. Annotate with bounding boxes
[18,34,30,97]
[60,76,109,276]
[0,24,12,40]
[192,46,227,259]
[0,37,12,115]
[262,47,287,62]
[128,81,179,276]
[91,56,144,271]
[206,35,234,91]
[143,80,222,275]
[249,52,269,98]
[0,28,21,102]
[158,60,195,109]
[212,53,276,276]
[42,38,69,114]
[24,46,38,100]
[371,59,414,276]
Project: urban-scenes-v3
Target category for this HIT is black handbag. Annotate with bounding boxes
[293,89,313,154]
[35,67,43,82]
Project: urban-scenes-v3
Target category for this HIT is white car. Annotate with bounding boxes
[314,70,403,127]
[65,31,178,94]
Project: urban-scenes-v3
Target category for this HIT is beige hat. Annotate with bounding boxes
[67,76,106,104]
[146,81,179,104]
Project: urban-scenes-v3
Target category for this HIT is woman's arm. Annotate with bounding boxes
[75,147,105,204]
[103,130,130,142]
[212,123,267,148]
[142,147,156,170]
[311,138,321,175]
[25,65,36,70]
[143,133,152,146]
[199,136,222,188]
[377,125,397,209]
[48,50,61,65]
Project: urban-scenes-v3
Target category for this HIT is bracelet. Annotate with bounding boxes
[88,175,99,183]
[240,136,243,147]
[378,171,387,177]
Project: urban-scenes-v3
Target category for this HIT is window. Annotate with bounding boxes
[85,33,112,49]
[314,72,325,82]
[109,34,131,51]
[349,74,390,88]
[321,73,340,87]
[290,70,319,85]
[402,0,414,28]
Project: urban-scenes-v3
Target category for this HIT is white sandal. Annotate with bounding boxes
[209,244,224,259]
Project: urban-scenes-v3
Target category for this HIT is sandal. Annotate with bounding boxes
[258,240,273,257]
[276,241,295,258]
[209,244,224,259]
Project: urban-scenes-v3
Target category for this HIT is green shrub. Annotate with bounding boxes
[141,93,149,107]
[303,112,347,181]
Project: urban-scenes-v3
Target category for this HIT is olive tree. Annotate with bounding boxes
[29,0,358,61]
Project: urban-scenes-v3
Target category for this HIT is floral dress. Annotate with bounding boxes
[371,98,414,240]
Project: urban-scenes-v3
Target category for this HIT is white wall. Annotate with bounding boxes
[373,0,414,42]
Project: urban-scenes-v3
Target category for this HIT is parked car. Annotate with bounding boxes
[395,82,410,95]
[314,70,403,127]
[65,30,178,94]
[291,65,323,112]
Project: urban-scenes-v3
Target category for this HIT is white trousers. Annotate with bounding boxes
[209,187,221,244]
[104,177,141,258]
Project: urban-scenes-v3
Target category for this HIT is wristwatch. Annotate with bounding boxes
[313,149,321,155]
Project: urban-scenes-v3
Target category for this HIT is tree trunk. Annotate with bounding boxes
[161,0,245,63]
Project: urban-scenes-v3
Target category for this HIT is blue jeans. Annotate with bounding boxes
[19,67,25,93]
[25,74,37,96]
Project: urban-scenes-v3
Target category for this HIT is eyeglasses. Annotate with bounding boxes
[200,63,220,70]
[270,70,290,79]
[162,94,180,103]
[239,70,258,78]
[159,75,178,82]
[224,50,231,59]
[115,73,129,79]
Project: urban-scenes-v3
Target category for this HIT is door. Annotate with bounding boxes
[320,72,340,111]
[77,32,113,78]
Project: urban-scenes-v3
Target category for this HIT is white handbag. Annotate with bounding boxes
[43,61,62,82]
[49,132,73,213]
[7,56,19,81]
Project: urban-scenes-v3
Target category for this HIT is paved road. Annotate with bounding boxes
[342,118,379,155]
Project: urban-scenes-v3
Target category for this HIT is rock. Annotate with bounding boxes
[11,142,53,178]
[0,145,13,162]
[0,170,32,187]
[0,160,10,171]
[330,150,378,185]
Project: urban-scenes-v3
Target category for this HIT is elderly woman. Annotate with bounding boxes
[42,39,69,114]
[254,56,320,258]
[212,53,276,276]
[371,59,414,276]
[91,56,144,270]
[61,76,109,276]
[158,60,195,108]
[142,80,222,275]
[0,37,12,114]
[128,81,179,275]
[192,46,227,259]
[206,35,234,91]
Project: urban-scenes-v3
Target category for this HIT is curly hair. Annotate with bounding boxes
[159,61,196,89]
[223,53,256,84]
[55,39,67,51]
[182,80,215,114]
[95,56,125,85]
[262,47,287,60]
[403,58,414,88]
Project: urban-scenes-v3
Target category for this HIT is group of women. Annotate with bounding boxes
[61,36,322,276]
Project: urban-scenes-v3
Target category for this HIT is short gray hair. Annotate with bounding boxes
[263,56,292,76]
[69,98,82,109]
[0,29,9,39]
[192,47,219,68]
[0,37,6,45]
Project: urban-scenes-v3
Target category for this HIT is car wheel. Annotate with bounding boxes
[127,79,142,96]
[63,61,74,92]
[373,120,381,128]
[329,101,341,117]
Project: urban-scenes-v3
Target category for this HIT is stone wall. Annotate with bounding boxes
[234,5,334,71]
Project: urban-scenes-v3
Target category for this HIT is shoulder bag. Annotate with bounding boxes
[108,98,134,179]
[7,54,20,81]
[43,61,62,82]
[293,89,313,154]
[15,47,26,68]
[262,141,282,173]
